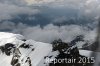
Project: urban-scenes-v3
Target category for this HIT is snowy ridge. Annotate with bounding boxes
[0,32,52,66]
[0,32,24,46]
[0,32,99,66]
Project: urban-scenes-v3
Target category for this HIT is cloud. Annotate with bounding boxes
[0,0,99,25]
[52,16,67,23]
[24,0,100,20]
[9,23,96,43]
[0,0,26,6]
[0,0,97,44]
[0,20,96,44]
[0,21,15,30]
[0,22,28,33]
[0,2,39,21]
[25,0,57,5]
[25,0,84,6]
[25,24,96,43]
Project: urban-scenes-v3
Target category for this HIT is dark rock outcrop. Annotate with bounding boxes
[49,39,93,66]
[0,43,15,55]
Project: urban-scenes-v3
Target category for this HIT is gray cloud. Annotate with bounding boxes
[22,25,96,46]
[7,23,96,43]
[0,2,39,21]
[25,0,100,20]
[52,16,68,23]
[0,0,98,44]
[0,0,99,22]
[0,20,96,44]
[0,22,28,33]
[0,0,26,6]
[0,0,99,25]
[0,21,15,30]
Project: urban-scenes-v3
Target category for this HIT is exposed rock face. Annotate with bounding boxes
[49,39,93,66]
[11,48,21,66]
[0,41,32,66]
[0,43,15,56]
[19,43,33,48]
[82,41,98,51]
[11,48,32,66]
[25,57,32,66]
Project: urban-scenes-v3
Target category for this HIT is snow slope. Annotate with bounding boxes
[0,32,52,66]
[0,32,24,46]
[79,50,100,57]
[0,32,99,66]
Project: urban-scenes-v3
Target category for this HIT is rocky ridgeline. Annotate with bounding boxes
[48,38,94,66]
[0,41,33,66]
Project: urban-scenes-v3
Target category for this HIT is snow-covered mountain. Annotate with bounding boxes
[0,32,99,66]
[0,32,52,66]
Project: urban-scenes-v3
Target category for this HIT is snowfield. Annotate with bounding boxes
[0,32,99,66]
[0,32,52,66]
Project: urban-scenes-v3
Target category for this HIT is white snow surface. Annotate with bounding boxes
[0,32,52,66]
[0,32,25,46]
[79,50,93,57]
[79,50,100,57]
[0,32,99,66]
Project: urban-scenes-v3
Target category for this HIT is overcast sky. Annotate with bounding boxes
[0,0,99,43]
